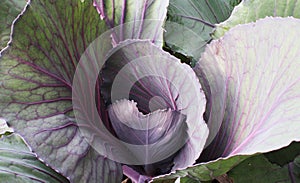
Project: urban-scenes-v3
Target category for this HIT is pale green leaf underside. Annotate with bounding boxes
[213,0,300,38]
[0,134,69,183]
[0,0,27,51]
[0,0,122,182]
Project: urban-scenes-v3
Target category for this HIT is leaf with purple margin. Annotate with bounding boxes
[0,0,122,182]
[109,100,189,177]
[100,39,208,180]
[197,17,300,161]
[155,16,300,183]
[0,0,28,51]
[93,0,169,46]
[0,134,69,183]
[108,100,187,146]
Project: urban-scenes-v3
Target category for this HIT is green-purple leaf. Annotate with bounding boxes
[0,0,122,182]
[98,39,208,180]
[0,0,28,51]
[93,0,169,46]
[0,134,69,183]
[196,17,300,161]
[213,0,300,39]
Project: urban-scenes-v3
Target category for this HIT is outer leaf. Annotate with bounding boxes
[164,0,240,64]
[289,155,300,182]
[0,134,69,183]
[265,142,300,166]
[0,0,122,182]
[178,177,198,183]
[93,0,169,46]
[151,155,249,182]
[0,0,28,52]
[213,0,300,38]
[196,17,300,161]
[228,155,300,183]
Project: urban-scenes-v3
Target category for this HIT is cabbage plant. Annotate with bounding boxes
[0,0,300,183]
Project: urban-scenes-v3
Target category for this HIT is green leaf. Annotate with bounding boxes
[151,155,249,182]
[0,0,122,182]
[291,156,300,182]
[0,0,28,51]
[213,0,300,38]
[228,155,300,183]
[0,134,69,183]
[164,0,240,65]
[265,142,300,166]
[179,177,200,183]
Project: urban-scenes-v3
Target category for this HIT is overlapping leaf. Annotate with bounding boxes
[265,142,300,166]
[75,39,208,181]
[0,134,69,183]
[197,17,300,161]
[213,0,300,38]
[152,155,249,182]
[0,0,123,182]
[0,0,28,51]
[153,16,300,183]
[228,155,300,182]
[93,0,169,46]
[164,0,241,65]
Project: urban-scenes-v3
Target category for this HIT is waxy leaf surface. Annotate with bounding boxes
[0,0,27,51]
[228,155,300,182]
[197,17,300,161]
[164,0,240,64]
[213,0,300,38]
[0,0,123,182]
[93,0,169,46]
[0,134,69,183]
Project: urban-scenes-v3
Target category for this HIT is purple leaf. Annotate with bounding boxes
[108,99,187,145]
[99,39,208,177]
[109,99,188,176]
[196,17,300,161]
